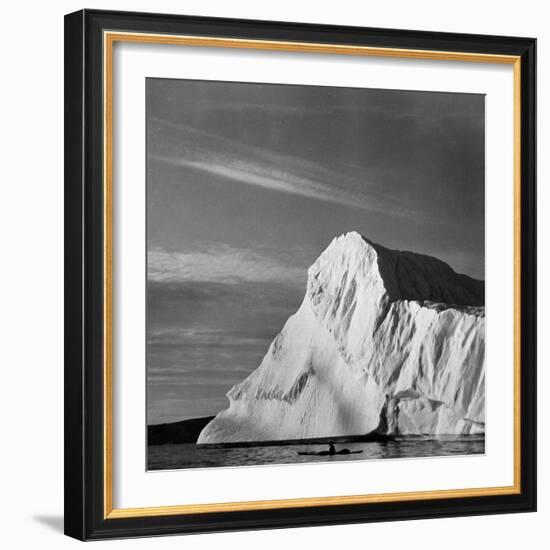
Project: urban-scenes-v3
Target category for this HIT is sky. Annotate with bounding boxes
[146,78,485,425]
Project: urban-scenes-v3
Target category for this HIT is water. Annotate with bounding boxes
[148,436,484,471]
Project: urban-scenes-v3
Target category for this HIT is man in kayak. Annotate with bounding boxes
[297,444,361,456]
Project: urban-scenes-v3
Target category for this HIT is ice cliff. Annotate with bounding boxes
[198,232,485,444]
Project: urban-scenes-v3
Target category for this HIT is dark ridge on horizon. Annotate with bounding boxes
[148,416,215,445]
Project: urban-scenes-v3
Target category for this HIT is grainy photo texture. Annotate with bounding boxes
[146,79,485,470]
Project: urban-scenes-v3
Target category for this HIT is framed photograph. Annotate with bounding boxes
[64,9,536,540]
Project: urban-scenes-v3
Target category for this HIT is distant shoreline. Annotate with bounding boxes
[196,433,396,449]
[196,433,484,449]
[148,417,484,448]
[147,416,214,445]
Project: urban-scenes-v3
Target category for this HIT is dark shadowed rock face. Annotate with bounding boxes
[198,232,485,444]
[367,238,484,307]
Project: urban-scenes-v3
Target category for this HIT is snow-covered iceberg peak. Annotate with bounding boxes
[198,232,485,444]
[308,231,483,313]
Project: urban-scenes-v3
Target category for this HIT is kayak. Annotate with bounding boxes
[297,449,363,456]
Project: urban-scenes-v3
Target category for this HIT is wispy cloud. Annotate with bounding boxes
[148,243,305,286]
[154,155,371,211]
[149,118,414,218]
[148,327,271,349]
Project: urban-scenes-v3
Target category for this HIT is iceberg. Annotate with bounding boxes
[198,232,485,444]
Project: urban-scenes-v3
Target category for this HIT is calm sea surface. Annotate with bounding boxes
[148,437,484,471]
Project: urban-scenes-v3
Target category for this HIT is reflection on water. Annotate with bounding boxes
[148,436,485,471]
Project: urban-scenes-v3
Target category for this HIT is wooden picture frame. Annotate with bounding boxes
[64,9,536,540]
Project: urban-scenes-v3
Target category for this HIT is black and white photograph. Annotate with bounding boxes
[146,78,486,471]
